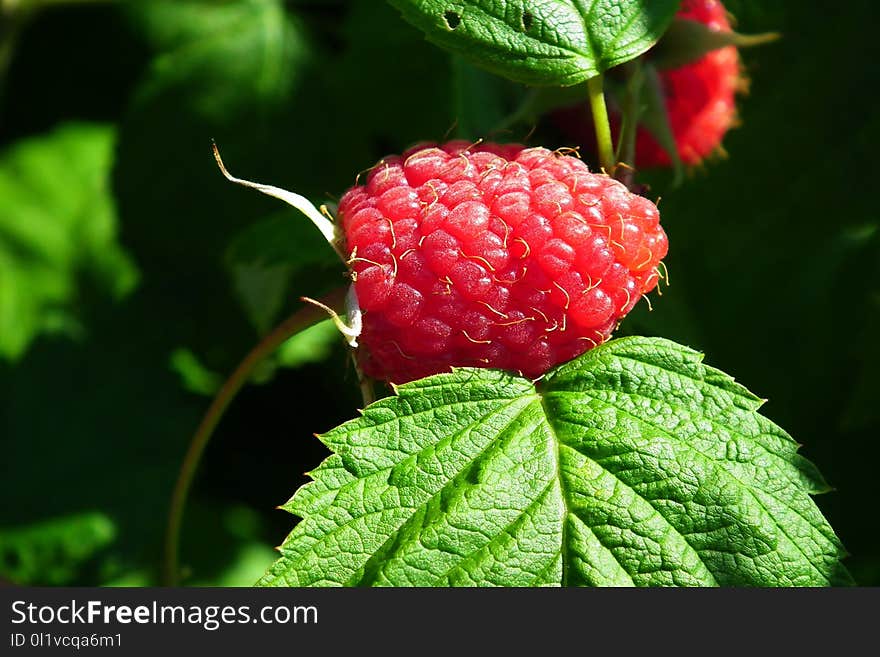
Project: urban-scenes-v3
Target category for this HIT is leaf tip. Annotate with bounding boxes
[313,431,333,448]
[736,30,782,47]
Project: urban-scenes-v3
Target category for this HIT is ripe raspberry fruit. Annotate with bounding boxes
[339,141,668,384]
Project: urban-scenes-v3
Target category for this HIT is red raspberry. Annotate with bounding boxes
[339,141,668,384]
[554,0,741,168]
[637,0,740,166]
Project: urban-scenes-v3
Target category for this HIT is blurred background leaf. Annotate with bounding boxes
[0,123,136,360]
[224,210,339,335]
[0,512,116,586]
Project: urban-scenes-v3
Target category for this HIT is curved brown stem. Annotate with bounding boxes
[162,287,348,586]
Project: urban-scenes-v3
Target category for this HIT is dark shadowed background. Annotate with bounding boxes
[1,0,877,586]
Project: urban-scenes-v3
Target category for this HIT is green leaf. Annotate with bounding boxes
[387,0,680,86]
[651,17,779,71]
[127,0,305,122]
[0,123,137,360]
[0,512,116,585]
[259,337,849,587]
[276,319,342,370]
[169,347,222,396]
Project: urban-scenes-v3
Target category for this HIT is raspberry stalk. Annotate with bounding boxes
[587,75,615,174]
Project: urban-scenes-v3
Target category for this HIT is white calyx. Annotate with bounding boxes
[301,286,362,348]
[211,142,344,260]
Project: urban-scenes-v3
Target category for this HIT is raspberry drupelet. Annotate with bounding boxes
[339,141,668,384]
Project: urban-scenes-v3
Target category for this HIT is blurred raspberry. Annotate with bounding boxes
[555,0,742,168]
[639,0,741,166]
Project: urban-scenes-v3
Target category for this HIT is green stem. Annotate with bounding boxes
[162,287,348,586]
[587,74,615,174]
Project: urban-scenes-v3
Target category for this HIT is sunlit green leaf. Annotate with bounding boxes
[260,337,849,587]
[389,0,680,86]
